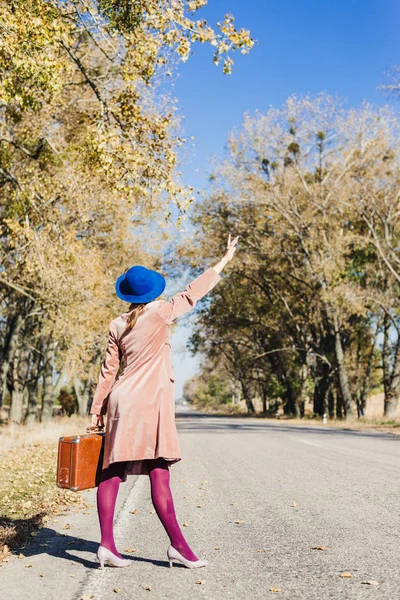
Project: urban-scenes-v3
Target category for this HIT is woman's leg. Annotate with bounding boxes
[147,457,198,562]
[96,461,127,558]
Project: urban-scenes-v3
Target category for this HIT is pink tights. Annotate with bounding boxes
[96,458,198,561]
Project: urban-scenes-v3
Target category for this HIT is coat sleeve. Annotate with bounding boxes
[90,321,121,415]
[157,267,222,325]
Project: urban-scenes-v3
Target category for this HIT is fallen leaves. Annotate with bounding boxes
[311,546,326,551]
[143,585,152,591]
[256,548,265,553]
[129,509,137,514]
[235,520,245,524]
[195,580,205,585]
[270,587,281,593]
[0,438,91,554]
[182,522,190,527]
[339,572,352,578]
[123,548,136,553]
[214,547,220,551]
[114,588,121,593]
[362,580,379,586]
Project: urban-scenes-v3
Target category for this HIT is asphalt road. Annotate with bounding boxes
[2,409,400,600]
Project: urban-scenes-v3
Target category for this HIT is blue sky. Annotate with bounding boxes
[173,0,399,190]
[169,0,400,398]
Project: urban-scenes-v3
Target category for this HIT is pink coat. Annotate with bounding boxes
[89,267,221,477]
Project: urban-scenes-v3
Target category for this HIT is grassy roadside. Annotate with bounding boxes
[0,416,93,566]
[192,405,400,435]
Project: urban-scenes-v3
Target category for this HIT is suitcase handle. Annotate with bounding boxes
[86,425,105,433]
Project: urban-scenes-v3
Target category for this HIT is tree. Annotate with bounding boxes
[183,94,400,421]
[0,0,253,422]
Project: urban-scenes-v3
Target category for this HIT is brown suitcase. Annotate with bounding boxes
[56,426,105,491]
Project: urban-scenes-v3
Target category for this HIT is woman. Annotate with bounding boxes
[89,233,238,570]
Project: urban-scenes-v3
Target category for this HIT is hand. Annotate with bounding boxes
[91,413,104,428]
[224,233,239,262]
[211,233,239,274]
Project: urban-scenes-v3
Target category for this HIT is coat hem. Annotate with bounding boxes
[103,455,182,478]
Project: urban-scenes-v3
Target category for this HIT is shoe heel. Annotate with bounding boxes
[97,556,105,569]
[169,558,173,568]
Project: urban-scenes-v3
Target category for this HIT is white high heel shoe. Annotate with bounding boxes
[167,545,208,569]
[96,545,134,569]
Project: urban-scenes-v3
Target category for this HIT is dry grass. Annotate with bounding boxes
[0,415,93,564]
[0,415,90,452]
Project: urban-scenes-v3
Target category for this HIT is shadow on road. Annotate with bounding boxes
[175,411,400,441]
[13,526,171,569]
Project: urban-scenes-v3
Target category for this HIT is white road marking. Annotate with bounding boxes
[296,439,322,448]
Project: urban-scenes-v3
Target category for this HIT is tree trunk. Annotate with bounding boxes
[332,314,353,419]
[358,335,376,418]
[355,329,363,418]
[335,386,343,419]
[384,390,399,419]
[40,338,56,422]
[382,313,391,400]
[9,390,24,424]
[9,342,29,424]
[328,384,335,419]
[54,365,68,399]
[322,302,353,420]
[298,362,308,418]
[24,347,43,424]
[240,379,255,413]
[313,363,331,416]
[261,384,269,414]
[384,330,400,419]
[25,382,39,424]
[73,377,90,416]
[231,380,241,405]
[0,313,23,411]
[284,379,298,417]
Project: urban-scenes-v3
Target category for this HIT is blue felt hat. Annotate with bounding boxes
[115,266,166,303]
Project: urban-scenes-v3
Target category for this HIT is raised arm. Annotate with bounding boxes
[156,267,221,324]
[90,321,121,416]
[157,234,239,325]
